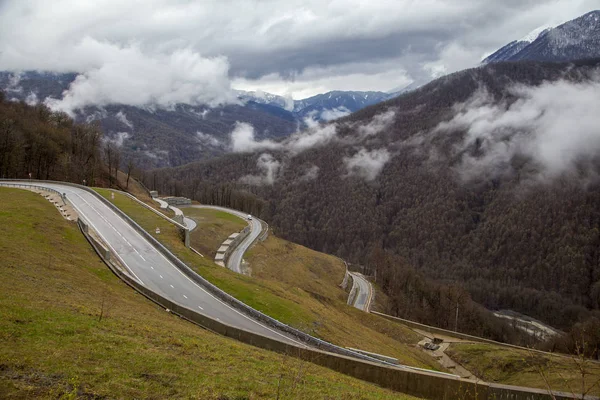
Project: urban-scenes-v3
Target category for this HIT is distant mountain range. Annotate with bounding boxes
[0,71,401,168]
[237,89,395,120]
[483,10,600,64]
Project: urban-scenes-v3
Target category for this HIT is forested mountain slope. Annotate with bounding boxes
[0,92,103,183]
[145,60,600,348]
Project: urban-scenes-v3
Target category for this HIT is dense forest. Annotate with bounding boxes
[145,60,600,354]
[0,91,136,189]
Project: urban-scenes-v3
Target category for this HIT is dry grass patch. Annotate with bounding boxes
[185,207,247,257]
[447,342,600,396]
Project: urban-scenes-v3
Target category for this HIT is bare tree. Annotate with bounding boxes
[113,146,121,186]
[126,158,135,189]
[103,143,114,186]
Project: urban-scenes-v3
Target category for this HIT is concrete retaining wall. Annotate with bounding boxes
[5,180,596,400]
[108,189,190,248]
[223,226,250,265]
[75,217,594,400]
[371,311,594,362]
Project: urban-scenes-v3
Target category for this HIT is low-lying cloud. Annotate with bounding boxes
[344,148,391,181]
[356,109,395,137]
[433,76,600,181]
[320,106,351,121]
[115,110,133,129]
[230,109,395,156]
[42,39,235,115]
[300,164,320,181]
[240,153,281,185]
[196,131,223,148]
[230,122,281,152]
[230,109,397,183]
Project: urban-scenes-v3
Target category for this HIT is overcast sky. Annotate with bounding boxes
[0,0,597,106]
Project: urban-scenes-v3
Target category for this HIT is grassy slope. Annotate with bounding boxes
[447,343,600,396]
[185,208,247,257]
[98,187,600,394]
[0,187,419,400]
[95,189,441,371]
[246,236,438,368]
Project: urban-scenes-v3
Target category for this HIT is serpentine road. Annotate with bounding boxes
[184,205,263,274]
[349,272,373,311]
[0,181,301,346]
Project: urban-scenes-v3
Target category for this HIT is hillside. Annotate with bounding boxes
[97,189,441,370]
[145,60,600,353]
[0,187,417,399]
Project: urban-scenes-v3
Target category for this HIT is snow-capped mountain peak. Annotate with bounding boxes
[519,24,554,43]
[483,10,600,64]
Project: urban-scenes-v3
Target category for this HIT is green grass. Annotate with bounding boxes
[0,187,420,399]
[184,208,247,257]
[446,343,600,396]
[97,187,600,395]
[96,189,442,371]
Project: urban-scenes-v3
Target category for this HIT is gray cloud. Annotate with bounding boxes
[0,0,597,102]
[355,110,395,138]
[240,153,281,185]
[196,131,223,148]
[343,148,391,181]
[230,108,395,157]
[116,110,133,129]
[432,75,600,181]
[300,164,320,181]
[321,106,351,121]
[230,122,282,153]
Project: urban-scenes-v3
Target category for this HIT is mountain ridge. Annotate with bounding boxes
[483,10,600,64]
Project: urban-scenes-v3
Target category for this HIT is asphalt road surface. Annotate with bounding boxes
[0,182,302,346]
[184,205,262,274]
[349,272,372,311]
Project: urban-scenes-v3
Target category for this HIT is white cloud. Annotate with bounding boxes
[286,124,338,154]
[356,109,396,137]
[0,1,597,102]
[321,106,351,121]
[433,76,600,180]
[25,92,38,106]
[344,148,391,181]
[106,131,130,147]
[229,122,282,153]
[38,39,234,115]
[115,110,133,129]
[230,109,395,156]
[196,131,223,147]
[240,153,281,185]
[5,73,22,93]
[300,164,320,181]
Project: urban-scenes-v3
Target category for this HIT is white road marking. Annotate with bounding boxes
[63,191,145,286]
[19,183,304,347]
[183,294,188,299]
[170,284,174,288]
[198,305,204,310]
[160,275,163,279]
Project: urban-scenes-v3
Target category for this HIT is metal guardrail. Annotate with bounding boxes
[5,179,591,399]
[0,182,66,204]
[0,179,406,370]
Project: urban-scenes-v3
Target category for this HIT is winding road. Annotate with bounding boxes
[349,272,373,311]
[183,205,263,274]
[0,181,301,346]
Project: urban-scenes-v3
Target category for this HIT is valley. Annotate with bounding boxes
[1,4,600,399]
